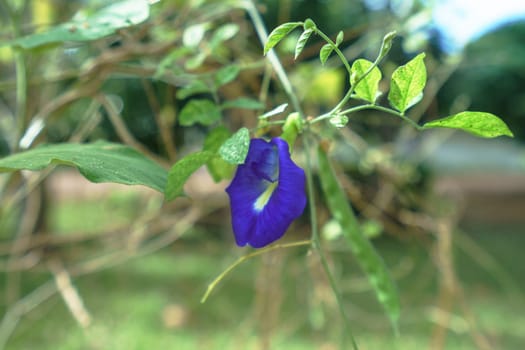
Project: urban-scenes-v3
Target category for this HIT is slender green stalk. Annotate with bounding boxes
[311,103,423,131]
[1,0,28,150]
[201,240,311,303]
[303,133,359,350]
[245,4,359,347]
[244,0,304,118]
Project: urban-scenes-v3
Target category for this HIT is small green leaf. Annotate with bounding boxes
[388,52,426,113]
[165,151,213,200]
[329,114,348,128]
[5,0,149,49]
[259,103,288,119]
[423,111,514,138]
[203,127,235,182]
[211,23,239,44]
[317,147,400,331]
[319,43,334,65]
[0,141,167,192]
[351,59,382,103]
[221,98,264,110]
[294,29,313,59]
[303,18,316,30]
[264,22,302,55]
[176,80,211,100]
[215,65,240,86]
[179,99,221,126]
[336,30,344,46]
[219,127,250,164]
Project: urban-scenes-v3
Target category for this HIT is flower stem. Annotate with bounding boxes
[303,133,359,350]
[201,240,312,303]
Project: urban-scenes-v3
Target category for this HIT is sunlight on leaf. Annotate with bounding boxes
[388,52,426,113]
[219,127,250,164]
[351,59,382,103]
[423,111,514,138]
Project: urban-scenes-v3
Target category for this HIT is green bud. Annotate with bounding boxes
[281,112,304,150]
[303,18,316,31]
[329,114,348,128]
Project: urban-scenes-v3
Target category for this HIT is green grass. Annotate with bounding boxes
[2,196,525,349]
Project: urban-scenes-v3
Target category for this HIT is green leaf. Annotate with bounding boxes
[294,29,313,59]
[264,22,302,55]
[317,147,400,330]
[258,103,288,119]
[179,99,221,126]
[319,43,334,65]
[176,80,211,100]
[203,127,235,182]
[215,65,240,87]
[211,23,239,44]
[0,141,167,192]
[303,18,316,30]
[221,97,264,110]
[351,59,382,103]
[219,127,250,164]
[5,0,149,49]
[388,52,426,113]
[423,111,514,138]
[165,151,213,200]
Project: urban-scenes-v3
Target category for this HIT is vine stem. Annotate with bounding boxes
[201,240,312,303]
[312,103,423,131]
[0,0,28,150]
[244,2,358,348]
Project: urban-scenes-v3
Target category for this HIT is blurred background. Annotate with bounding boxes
[0,0,524,349]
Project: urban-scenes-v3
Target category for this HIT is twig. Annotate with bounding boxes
[0,280,57,350]
[48,259,92,328]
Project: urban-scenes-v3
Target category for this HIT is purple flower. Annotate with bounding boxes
[225,137,306,248]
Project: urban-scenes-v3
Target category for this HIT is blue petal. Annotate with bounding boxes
[226,137,306,248]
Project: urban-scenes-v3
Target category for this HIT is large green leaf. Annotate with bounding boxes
[165,151,214,200]
[351,59,382,103]
[423,111,514,138]
[5,0,149,49]
[0,141,167,192]
[388,53,426,113]
[317,147,400,330]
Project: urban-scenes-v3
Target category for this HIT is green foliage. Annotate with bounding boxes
[351,59,382,103]
[203,127,235,182]
[423,111,514,138]
[317,146,400,330]
[165,151,213,200]
[388,53,427,113]
[221,98,264,110]
[0,141,167,192]
[218,127,250,164]
[5,0,149,49]
[179,99,222,126]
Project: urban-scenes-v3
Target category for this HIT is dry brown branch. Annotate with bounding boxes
[48,258,92,328]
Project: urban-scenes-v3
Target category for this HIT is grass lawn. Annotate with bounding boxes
[2,194,524,350]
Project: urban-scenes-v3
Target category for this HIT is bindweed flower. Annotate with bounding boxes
[226,137,306,248]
